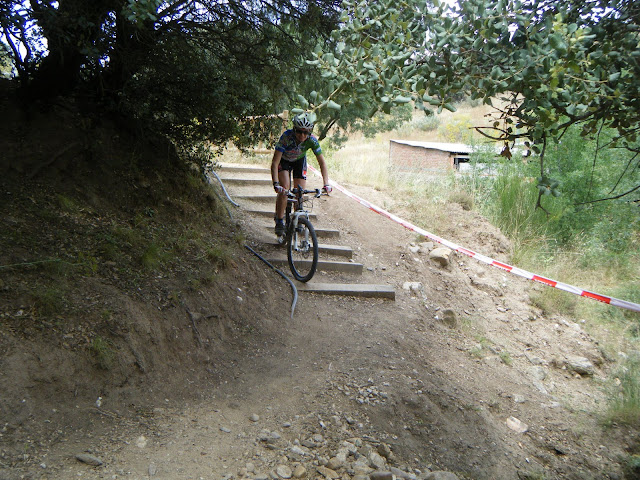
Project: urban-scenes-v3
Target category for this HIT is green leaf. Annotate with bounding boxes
[327,100,342,110]
[422,94,440,106]
[394,96,412,104]
[297,95,309,109]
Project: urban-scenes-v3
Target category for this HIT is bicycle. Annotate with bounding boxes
[277,183,325,283]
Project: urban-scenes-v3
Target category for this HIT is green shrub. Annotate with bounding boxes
[448,189,474,211]
[33,286,66,317]
[529,286,578,317]
[623,455,640,479]
[206,245,232,268]
[90,336,115,370]
[412,114,440,132]
[606,357,640,427]
[57,194,78,212]
[141,243,164,269]
[499,351,513,366]
[437,115,474,143]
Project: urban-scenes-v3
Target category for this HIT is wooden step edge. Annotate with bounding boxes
[261,225,340,238]
[295,282,395,300]
[265,258,363,274]
[247,210,317,220]
[234,195,276,202]
[218,178,272,185]
[217,163,270,173]
[261,240,352,258]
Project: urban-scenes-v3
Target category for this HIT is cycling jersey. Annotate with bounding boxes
[275,129,322,162]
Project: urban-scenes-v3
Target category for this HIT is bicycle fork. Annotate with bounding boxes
[290,213,312,254]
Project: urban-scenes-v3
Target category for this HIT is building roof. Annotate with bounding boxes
[390,139,473,154]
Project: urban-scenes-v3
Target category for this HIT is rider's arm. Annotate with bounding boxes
[271,150,283,184]
[315,153,330,187]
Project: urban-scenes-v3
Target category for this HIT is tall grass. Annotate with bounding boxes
[326,102,640,329]
[606,357,640,427]
[324,135,391,189]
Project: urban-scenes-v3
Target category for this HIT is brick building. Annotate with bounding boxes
[389,140,472,173]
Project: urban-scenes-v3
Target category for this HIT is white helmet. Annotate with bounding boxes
[292,113,314,132]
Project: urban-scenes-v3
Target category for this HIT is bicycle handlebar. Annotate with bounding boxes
[287,187,329,199]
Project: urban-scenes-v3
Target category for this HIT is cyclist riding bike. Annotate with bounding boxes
[271,113,332,237]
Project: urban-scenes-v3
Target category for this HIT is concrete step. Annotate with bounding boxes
[217,163,270,174]
[248,209,317,221]
[294,282,395,300]
[219,177,273,186]
[262,225,340,239]
[234,194,275,203]
[266,257,363,275]
[262,240,352,258]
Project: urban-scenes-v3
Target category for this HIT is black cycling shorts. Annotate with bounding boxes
[278,157,307,180]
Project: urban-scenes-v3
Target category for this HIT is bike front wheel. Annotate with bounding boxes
[287,216,319,282]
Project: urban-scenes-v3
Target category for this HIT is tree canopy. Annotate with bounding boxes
[298,0,640,205]
[2,0,639,205]
[1,0,340,147]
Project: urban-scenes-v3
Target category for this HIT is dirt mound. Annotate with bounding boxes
[0,91,287,476]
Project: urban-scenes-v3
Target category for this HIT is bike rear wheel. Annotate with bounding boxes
[287,216,318,282]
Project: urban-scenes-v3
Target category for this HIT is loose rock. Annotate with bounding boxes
[506,416,529,433]
[276,465,292,479]
[317,465,340,479]
[370,471,395,480]
[566,356,595,376]
[75,453,103,466]
[429,248,452,267]
[293,465,307,478]
[424,472,460,480]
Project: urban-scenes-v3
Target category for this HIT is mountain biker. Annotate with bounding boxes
[271,112,331,236]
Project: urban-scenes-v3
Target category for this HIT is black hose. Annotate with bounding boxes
[207,166,297,317]
[244,245,298,320]
[206,166,240,207]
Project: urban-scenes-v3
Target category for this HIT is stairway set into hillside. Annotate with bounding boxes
[216,163,395,301]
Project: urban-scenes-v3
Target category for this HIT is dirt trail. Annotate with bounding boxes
[0,160,630,480]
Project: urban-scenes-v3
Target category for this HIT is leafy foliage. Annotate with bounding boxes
[3,0,640,195]
[302,0,640,204]
[1,0,340,150]
[474,123,639,244]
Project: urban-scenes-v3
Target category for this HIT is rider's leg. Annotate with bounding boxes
[293,178,306,191]
[292,157,308,192]
[275,169,291,220]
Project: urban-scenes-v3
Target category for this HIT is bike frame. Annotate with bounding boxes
[280,171,320,243]
[278,170,323,282]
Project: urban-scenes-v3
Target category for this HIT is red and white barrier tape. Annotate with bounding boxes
[309,165,640,313]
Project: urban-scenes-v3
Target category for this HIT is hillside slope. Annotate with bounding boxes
[0,88,635,479]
